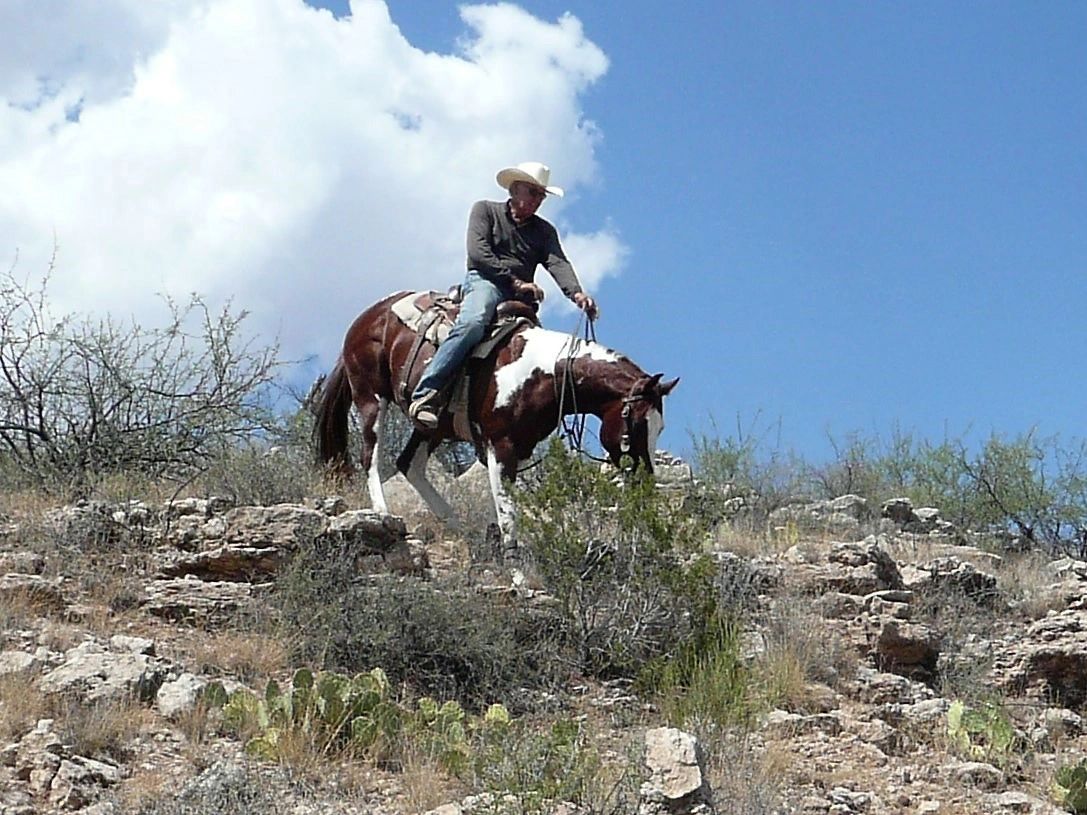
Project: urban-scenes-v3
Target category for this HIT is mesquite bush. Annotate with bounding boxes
[0,265,284,492]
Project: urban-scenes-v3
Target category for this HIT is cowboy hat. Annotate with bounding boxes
[495,161,564,197]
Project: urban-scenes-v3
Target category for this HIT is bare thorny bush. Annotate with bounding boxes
[0,261,285,494]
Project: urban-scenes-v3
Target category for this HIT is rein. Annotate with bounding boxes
[555,312,648,464]
[556,310,596,455]
[515,311,600,474]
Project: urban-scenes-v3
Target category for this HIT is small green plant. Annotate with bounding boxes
[469,710,605,810]
[1054,759,1087,813]
[946,699,1019,765]
[215,667,403,762]
[637,614,754,728]
[212,668,509,775]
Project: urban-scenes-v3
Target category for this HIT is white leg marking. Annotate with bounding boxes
[405,441,458,526]
[486,445,517,546]
[367,398,389,514]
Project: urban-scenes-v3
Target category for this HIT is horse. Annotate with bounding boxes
[313,290,679,552]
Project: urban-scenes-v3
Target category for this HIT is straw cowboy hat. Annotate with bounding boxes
[496,161,564,197]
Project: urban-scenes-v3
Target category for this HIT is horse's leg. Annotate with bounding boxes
[485,443,522,565]
[358,396,389,514]
[397,431,459,528]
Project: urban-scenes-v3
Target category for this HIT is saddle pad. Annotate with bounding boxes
[391,292,452,346]
[390,292,524,359]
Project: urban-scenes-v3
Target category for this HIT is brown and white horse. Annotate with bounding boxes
[314,290,678,547]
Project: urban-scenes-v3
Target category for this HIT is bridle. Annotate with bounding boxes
[619,390,651,456]
[555,311,653,466]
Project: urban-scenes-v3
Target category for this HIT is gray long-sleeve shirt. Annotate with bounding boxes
[466,199,583,298]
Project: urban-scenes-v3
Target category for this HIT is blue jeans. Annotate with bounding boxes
[412,270,503,399]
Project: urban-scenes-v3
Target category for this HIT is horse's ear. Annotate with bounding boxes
[659,376,680,396]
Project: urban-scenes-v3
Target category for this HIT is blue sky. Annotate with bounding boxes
[3,1,1085,463]
[311,0,1087,459]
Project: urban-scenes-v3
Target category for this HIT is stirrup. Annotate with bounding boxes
[409,390,442,429]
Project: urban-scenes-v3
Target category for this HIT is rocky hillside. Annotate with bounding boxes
[2,459,1086,815]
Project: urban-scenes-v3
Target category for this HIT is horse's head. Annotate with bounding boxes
[600,373,680,473]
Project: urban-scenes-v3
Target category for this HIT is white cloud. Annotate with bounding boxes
[0,0,622,363]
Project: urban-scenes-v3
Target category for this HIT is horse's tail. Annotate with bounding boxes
[313,358,353,474]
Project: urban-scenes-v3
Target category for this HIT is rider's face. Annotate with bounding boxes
[509,182,547,222]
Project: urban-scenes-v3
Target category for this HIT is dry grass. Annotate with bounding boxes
[760,594,860,694]
[54,693,153,762]
[163,629,291,686]
[704,732,789,815]
[400,750,466,813]
[0,670,51,742]
[713,521,796,559]
[997,550,1069,620]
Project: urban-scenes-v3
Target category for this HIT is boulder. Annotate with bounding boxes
[38,640,168,703]
[638,727,714,815]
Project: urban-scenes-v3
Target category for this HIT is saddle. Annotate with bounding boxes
[390,289,540,439]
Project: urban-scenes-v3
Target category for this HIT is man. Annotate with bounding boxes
[408,161,599,429]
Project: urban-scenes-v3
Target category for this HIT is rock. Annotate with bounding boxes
[156,672,208,719]
[109,635,155,655]
[0,651,38,676]
[903,557,999,603]
[163,497,219,519]
[159,543,285,581]
[1042,707,1083,738]
[865,618,939,679]
[0,574,68,614]
[142,577,257,626]
[39,640,168,702]
[0,551,45,575]
[325,510,409,552]
[769,496,869,540]
[984,790,1067,814]
[996,608,1087,706]
[10,719,63,793]
[949,760,1004,789]
[762,710,843,738]
[847,667,935,706]
[881,498,916,526]
[49,756,124,808]
[639,727,714,815]
[222,504,327,548]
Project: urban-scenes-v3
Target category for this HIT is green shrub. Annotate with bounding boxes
[513,439,718,678]
[272,545,573,710]
[469,710,611,812]
[637,614,754,729]
[689,414,807,521]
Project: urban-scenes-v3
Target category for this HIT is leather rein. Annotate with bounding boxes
[552,312,648,466]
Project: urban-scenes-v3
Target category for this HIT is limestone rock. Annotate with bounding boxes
[39,640,168,703]
[158,543,285,581]
[156,672,208,719]
[0,551,45,575]
[0,574,68,614]
[996,608,1087,706]
[222,504,327,548]
[142,577,257,626]
[639,727,714,814]
[0,650,38,676]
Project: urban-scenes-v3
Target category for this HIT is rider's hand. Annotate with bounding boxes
[515,280,544,302]
[573,292,599,320]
